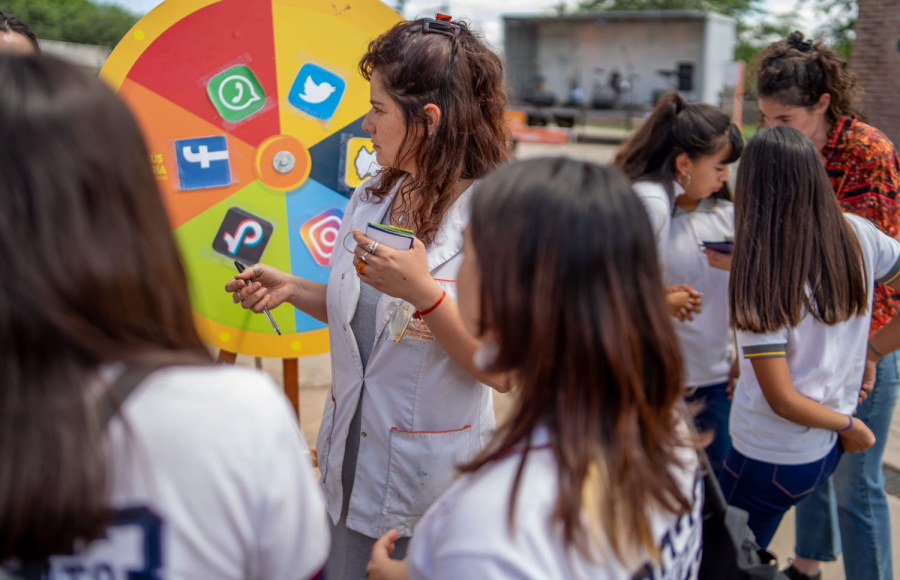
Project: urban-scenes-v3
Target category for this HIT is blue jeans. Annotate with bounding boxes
[794,350,900,580]
[686,381,733,476]
[718,443,843,548]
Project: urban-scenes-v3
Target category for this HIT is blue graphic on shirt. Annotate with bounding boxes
[49,506,163,580]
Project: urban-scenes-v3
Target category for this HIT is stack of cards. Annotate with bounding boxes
[366,223,416,250]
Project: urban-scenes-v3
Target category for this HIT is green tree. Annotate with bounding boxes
[804,0,857,58]
[3,0,138,47]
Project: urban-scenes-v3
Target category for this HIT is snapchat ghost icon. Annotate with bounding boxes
[345,137,382,189]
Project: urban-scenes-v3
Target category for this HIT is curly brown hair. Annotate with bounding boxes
[755,31,861,125]
[359,18,512,245]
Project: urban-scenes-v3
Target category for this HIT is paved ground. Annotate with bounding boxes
[230,140,900,579]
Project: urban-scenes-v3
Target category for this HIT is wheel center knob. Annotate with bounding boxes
[273,151,295,174]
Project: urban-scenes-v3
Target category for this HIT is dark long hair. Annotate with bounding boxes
[755,31,861,125]
[614,91,742,200]
[730,127,867,332]
[461,158,692,562]
[358,18,512,244]
[0,54,209,561]
[0,11,39,52]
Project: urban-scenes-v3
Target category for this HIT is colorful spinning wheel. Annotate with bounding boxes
[101,0,401,358]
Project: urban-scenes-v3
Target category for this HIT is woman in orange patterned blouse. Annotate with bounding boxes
[754,31,900,580]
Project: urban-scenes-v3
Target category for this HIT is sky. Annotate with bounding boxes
[99,0,824,50]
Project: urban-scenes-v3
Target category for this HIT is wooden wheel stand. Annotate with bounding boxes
[217,350,300,418]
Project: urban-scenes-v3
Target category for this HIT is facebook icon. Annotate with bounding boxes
[175,136,233,190]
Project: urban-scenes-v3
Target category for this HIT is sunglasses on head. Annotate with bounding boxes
[422,14,460,37]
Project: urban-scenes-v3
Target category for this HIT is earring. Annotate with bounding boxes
[682,172,692,190]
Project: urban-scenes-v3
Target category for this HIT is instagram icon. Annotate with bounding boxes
[301,208,344,267]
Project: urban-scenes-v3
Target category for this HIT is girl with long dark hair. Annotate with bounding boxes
[367,158,703,580]
[754,31,900,580]
[0,55,327,579]
[615,90,743,473]
[721,127,900,550]
[227,17,512,579]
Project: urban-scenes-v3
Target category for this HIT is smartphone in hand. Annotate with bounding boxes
[700,240,734,254]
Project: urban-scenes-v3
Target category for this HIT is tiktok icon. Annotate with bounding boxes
[212,207,273,264]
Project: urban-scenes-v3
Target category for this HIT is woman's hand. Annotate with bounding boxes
[352,230,441,310]
[666,284,702,321]
[703,248,733,272]
[839,417,876,453]
[225,263,293,314]
[366,529,408,580]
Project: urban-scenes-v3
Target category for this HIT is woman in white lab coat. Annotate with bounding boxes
[227,17,512,580]
[367,158,703,580]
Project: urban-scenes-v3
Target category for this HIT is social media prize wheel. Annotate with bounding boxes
[100,0,401,358]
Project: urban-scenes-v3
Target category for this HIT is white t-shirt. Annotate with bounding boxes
[46,366,329,580]
[664,198,735,387]
[407,427,703,580]
[632,180,685,265]
[732,214,900,465]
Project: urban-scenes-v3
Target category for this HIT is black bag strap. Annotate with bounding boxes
[698,447,730,518]
[96,365,171,430]
[2,365,179,580]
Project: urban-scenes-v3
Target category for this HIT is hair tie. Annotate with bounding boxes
[787,32,814,53]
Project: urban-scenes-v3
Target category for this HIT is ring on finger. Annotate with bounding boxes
[360,252,367,263]
[253,264,261,277]
[366,242,378,255]
[356,260,366,275]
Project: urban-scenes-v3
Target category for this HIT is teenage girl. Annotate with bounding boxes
[720,126,900,549]
[0,55,327,580]
[754,31,900,580]
[615,90,743,473]
[367,157,703,580]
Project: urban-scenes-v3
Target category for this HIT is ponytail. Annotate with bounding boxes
[614,90,742,194]
[755,31,861,124]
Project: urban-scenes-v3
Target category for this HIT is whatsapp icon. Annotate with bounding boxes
[207,65,266,123]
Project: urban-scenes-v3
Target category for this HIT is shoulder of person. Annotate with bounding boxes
[845,118,900,162]
[134,365,290,424]
[631,179,669,200]
[843,212,881,239]
[349,173,390,209]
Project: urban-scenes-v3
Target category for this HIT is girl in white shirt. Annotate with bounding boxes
[0,55,328,580]
[366,157,703,580]
[720,126,900,548]
[614,90,744,473]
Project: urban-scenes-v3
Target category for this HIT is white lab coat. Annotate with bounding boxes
[316,175,495,539]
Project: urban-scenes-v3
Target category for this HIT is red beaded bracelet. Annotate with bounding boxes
[416,290,447,317]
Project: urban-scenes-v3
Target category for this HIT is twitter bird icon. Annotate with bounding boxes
[289,63,346,121]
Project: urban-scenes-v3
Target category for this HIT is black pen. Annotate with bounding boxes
[234,260,281,335]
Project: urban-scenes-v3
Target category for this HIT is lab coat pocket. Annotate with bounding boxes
[382,425,473,518]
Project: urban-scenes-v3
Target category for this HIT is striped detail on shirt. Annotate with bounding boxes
[742,344,787,359]
[877,255,900,286]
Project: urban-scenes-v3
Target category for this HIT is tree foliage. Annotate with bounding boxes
[2,0,139,48]
[804,0,857,58]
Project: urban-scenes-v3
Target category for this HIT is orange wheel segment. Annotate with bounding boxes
[254,135,312,192]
